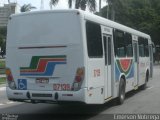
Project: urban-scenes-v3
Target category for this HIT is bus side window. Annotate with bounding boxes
[86,21,103,58]
[108,37,111,65]
[103,36,107,65]
[125,33,133,57]
[114,29,125,57]
[144,38,149,57]
[133,42,138,62]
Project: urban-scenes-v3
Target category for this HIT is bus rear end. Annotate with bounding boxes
[6,10,87,103]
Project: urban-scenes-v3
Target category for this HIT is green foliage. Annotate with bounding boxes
[0,77,6,85]
[50,0,97,12]
[0,60,5,78]
[20,4,36,12]
[0,60,5,69]
[50,0,59,7]
[99,0,160,46]
[0,27,7,53]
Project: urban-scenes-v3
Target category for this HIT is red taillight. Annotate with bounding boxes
[74,68,84,82]
[7,74,13,81]
[6,68,14,81]
[5,68,16,90]
[72,67,85,91]
[75,76,82,82]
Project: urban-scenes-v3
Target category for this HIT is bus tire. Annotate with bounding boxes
[117,78,126,105]
[141,72,149,90]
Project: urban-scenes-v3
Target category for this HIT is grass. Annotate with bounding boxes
[0,59,5,74]
[0,60,6,85]
[0,60,5,68]
[0,77,6,85]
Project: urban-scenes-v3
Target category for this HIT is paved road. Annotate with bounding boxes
[0,65,160,120]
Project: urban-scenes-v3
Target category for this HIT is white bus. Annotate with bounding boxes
[6,10,153,104]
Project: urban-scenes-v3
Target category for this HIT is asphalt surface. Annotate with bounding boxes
[0,65,160,120]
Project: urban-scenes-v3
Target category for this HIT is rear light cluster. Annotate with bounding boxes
[72,67,85,91]
[6,68,16,90]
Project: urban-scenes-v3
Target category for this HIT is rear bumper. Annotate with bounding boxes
[6,87,87,103]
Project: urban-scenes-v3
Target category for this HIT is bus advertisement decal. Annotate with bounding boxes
[20,55,67,76]
[115,59,134,81]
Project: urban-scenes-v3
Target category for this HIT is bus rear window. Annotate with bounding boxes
[86,21,103,58]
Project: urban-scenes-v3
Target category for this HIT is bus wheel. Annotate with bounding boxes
[117,78,126,105]
[141,72,149,90]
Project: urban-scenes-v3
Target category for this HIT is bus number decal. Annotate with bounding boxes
[53,84,70,91]
[94,69,101,77]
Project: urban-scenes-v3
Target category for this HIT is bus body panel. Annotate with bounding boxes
[86,59,105,104]
[6,10,153,104]
[84,12,152,101]
[101,26,114,100]
[6,10,88,103]
[138,57,149,86]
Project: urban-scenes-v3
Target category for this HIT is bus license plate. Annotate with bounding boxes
[36,78,49,84]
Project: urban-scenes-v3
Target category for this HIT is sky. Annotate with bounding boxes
[1,0,107,12]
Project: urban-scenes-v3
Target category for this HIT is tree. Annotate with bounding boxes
[75,0,96,12]
[99,0,160,46]
[50,0,73,9]
[50,0,97,12]
[99,0,101,12]
[50,0,59,9]
[20,4,36,12]
[105,0,123,20]
[0,27,7,56]
[68,0,73,8]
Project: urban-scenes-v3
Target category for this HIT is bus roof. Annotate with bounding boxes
[83,11,150,39]
[11,9,151,39]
